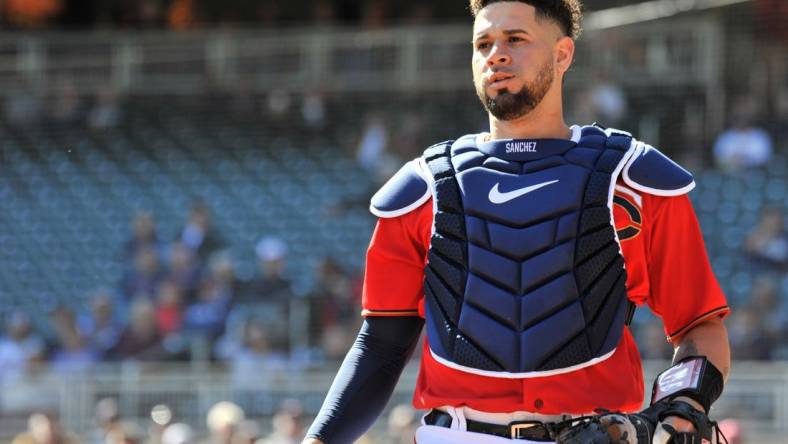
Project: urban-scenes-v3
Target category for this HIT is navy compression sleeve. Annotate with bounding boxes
[305,316,424,444]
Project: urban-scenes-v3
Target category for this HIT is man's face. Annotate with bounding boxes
[472,2,561,121]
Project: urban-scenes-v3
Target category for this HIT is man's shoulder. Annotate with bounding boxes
[370,158,432,218]
[369,136,479,219]
[621,140,695,196]
[576,124,695,196]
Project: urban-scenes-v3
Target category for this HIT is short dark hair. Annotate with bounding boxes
[469,0,583,40]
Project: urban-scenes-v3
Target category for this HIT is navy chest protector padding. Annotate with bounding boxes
[423,127,632,375]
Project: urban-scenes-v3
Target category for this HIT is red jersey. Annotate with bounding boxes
[361,182,729,415]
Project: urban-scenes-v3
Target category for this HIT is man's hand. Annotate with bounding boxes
[659,415,696,433]
[654,416,698,443]
[653,397,703,443]
[652,416,709,444]
[556,399,716,444]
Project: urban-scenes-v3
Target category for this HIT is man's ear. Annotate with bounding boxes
[555,36,575,75]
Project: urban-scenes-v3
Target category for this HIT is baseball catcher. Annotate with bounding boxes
[303,1,731,443]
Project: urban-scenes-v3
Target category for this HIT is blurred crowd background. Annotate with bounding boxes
[0,0,785,443]
[0,0,742,29]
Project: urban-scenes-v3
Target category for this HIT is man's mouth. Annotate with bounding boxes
[487,72,515,88]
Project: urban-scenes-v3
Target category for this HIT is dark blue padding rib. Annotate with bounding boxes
[623,144,695,195]
[370,160,430,218]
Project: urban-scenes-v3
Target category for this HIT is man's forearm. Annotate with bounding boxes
[304,316,423,444]
[672,317,730,381]
[669,317,730,412]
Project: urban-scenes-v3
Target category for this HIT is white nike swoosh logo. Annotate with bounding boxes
[488,180,560,204]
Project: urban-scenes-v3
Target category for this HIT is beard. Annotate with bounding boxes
[476,59,555,121]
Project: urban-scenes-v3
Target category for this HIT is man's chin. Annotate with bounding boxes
[488,87,520,98]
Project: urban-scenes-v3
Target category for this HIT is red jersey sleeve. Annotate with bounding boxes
[643,194,730,343]
[361,200,432,317]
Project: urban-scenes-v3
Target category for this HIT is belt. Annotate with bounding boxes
[423,409,556,441]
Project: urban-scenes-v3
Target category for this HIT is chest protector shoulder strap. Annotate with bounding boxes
[422,126,637,377]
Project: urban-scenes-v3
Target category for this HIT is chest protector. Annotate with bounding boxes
[422,126,635,377]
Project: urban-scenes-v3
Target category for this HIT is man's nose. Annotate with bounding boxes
[486,44,511,67]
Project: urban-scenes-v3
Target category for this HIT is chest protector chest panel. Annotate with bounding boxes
[423,126,632,375]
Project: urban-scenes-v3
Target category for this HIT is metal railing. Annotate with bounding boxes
[0,360,785,443]
[0,16,724,96]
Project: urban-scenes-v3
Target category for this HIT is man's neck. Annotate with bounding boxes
[487,106,571,140]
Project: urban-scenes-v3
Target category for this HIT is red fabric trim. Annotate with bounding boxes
[361,309,420,317]
[667,306,730,342]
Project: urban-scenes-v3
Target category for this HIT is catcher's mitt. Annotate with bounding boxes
[554,400,727,444]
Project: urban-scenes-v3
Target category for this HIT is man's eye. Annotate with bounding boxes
[509,36,524,43]
[476,42,491,50]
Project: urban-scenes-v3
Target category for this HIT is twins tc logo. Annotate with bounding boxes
[614,192,642,241]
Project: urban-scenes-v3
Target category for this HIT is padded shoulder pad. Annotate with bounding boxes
[622,142,695,196]
[370,159,431,218]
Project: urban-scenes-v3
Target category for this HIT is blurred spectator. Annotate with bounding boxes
[570,72,628,129]
[77,291,122,358]
[728,306,772,360]
[11,413,79,444]
[743,207,787,271]
[307,258,361,349]
[316,324,355,361]
[210,253,241,300]
[233,421,261,444]
[355,113,391,175]
[300,91,327,132]
[49,307,98,373]
[86,398,123,444]
[201,401,244,444]
[155,280,185,335]
[0,311,46,385]
[390,111,427,161]
[264,89,292,128]
[178,200,224,262]
[109,298,165,361]
[120,247,166,301]
[588,73,628,127]
[183,254,236,340]
[257,400,304,444]
[105,422,146,444]
[124,212,164,265]
[749,276,786,354]
[712,95,773,171]
[237,236,293,306]
[161,423,195,444]
[228,321,287,388]
[165,242,202,303]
